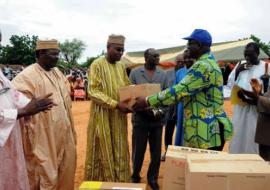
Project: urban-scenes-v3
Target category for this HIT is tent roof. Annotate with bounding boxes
[122,39,269,67]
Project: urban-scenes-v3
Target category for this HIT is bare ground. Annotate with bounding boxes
[72,100,233,190]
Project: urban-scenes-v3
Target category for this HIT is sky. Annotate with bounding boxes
[0,0,270,61]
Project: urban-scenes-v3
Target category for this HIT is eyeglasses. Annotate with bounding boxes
[187,40,202,47]
[115,47,125,52]
[0,87,10,95]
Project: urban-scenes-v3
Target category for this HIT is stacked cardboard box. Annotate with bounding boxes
[163,145,226,190]
[118,83,161,109]
[163,145,270,190]
[186,154,269,190]
[79,181,146,190]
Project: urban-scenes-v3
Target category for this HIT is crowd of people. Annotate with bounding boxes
[66,69,88,101]
[1,29,270,190]
[1,64,24,80]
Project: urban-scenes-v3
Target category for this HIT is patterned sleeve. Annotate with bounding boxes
[88,61,118,109]
[147,61,211,107]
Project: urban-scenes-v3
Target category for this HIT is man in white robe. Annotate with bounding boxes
[0,69,55,190]
[0,31,55,190]
[227,42,270,153]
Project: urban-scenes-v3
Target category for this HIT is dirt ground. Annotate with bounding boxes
[72,100,233,190]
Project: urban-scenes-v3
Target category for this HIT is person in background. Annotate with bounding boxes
[3,64,12,80]
[238,78,270,161]
[133,29,233,151]
[129,48,167,190]
[161,53,186,161]
[219,62,234,85]
[227,42,270,154]
[73,77,86,100]
[174,50,195,146]
[67,75,75,100]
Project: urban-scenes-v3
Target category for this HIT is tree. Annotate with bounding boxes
[250,35,270,57]
[59,39,86,67]
[0,35,38,65]
[56,59,71,74]
[80,56,97,68]
[81,50,105,68]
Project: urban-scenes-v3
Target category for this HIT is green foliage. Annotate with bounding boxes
[0,35,38,65]
[59,39,86,66]
[56,59,72,74]
[81,57,97,68]
[81,50,105,68]
[250,35,270,57]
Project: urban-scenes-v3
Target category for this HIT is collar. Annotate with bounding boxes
[140,66,160,73]
[198,52,215,61]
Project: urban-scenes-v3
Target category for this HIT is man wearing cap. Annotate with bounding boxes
[174,50,195,147]
[0,32,56,190]
[84,34,131,182]
[133,29,233,150]
[12,40,77,190]
[227,42,270,154]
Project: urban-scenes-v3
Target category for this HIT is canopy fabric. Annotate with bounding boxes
[122,39,269,68]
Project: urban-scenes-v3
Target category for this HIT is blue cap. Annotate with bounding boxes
[183,29,212,47]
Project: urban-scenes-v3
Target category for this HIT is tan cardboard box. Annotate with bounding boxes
[118,83,161,109]
[79,181,147,190]
[186,154,268,190]
[163,146,226,190]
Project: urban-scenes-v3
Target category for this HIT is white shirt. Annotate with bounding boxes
[0,69,29,146]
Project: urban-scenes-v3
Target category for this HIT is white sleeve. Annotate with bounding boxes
[223,62,242,99]
[226,62,240,90]
[0,109,18,147]
[10,85,30,109]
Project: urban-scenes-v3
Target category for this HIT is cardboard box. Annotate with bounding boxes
[79,181,147,190]
[118,83,161,109]
[186,154,268,190]
[163,146,226,190]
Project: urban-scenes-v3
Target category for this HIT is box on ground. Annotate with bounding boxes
[118,83,161,109]
[163,145,226,190]
[79,181,146,190]
[186,154,268,190]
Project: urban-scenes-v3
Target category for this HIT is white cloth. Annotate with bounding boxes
[0,71,29,146]
[0,109,17,146]
[227,60,270,153]
[0,69,30,190]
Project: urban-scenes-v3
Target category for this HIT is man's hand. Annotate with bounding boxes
[18,93,56,118]
[116,99,132,113]
[132,96,149,111]
[235,63,250,80]
[250,78,262,95]
[152,108,165,119]
[237,88,258,105]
